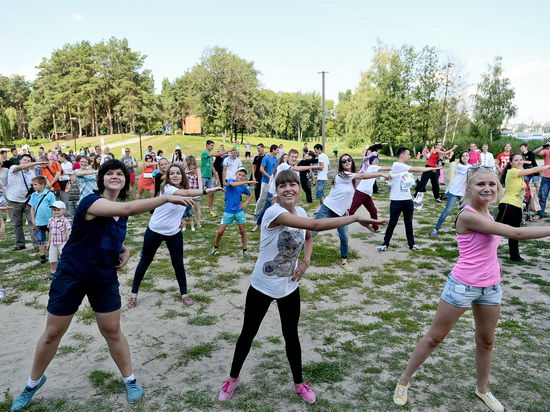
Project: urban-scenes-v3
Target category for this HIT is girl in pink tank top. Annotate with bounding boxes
[393,167,550,412]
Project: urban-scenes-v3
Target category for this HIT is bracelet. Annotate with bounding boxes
[300,260,309,267]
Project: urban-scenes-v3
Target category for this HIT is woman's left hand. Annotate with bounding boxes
[116,247,130,270]
[291,260,309,282]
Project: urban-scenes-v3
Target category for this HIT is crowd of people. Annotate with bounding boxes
[1,137,549,411]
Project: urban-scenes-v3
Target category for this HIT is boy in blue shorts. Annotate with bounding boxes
[209,167,255,258]
[29,175,56,264]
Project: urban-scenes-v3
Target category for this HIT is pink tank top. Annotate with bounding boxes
[451,205,501,287]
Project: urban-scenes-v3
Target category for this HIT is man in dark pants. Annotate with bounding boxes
[297,151,320,203]
[251,144,265,201]
[377,147,439,252]
[414,142,456,202]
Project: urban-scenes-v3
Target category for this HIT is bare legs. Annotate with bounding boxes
[398,300,466,386]
[398,300,500,392]
[472,304,500,393]
[96,310,133,377]
[29,310,133,381]
[30,314,74,380]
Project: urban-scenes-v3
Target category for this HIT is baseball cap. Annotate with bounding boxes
[237,167,247,173]
[50,200,67,209]
[175,146,181,150]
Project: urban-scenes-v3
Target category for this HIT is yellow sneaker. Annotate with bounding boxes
[393,382,409,406]
[341,263,353,272]
[475,388,504,412]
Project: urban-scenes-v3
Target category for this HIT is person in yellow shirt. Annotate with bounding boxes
[496,154,550,262]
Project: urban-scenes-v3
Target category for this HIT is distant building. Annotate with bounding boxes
[183,116,201,135]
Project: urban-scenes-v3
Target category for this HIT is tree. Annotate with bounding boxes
[473,56,517,140]
[190,46,260,141]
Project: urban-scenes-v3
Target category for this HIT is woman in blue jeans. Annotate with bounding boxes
[314,154,389,271]
[431,151,471,236]
[128,164,223,308]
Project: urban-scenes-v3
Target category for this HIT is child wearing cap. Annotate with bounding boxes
[29,176,57,264]
[208,167,254,258]
[47,201,72,276]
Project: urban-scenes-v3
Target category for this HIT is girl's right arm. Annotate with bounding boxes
[271,212,387,232]
[75,169,97,176]
[457,211,550,240]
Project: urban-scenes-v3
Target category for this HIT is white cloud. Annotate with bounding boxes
[504,59,550,80]
[72,12,85,22]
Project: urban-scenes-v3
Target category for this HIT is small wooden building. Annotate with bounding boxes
[183,116,201,135]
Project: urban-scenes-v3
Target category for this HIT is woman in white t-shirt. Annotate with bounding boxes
[217,170,384,405]
[431,151,471,236]
[128,164,222,308]
[314,154,389,271]
[349,154,391,232]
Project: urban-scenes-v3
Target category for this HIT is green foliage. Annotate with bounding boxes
[473,56,517,140]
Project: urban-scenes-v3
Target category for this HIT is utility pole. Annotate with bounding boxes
[318,71,328,149]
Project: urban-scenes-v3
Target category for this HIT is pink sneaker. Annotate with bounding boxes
[294,382,316,404]
[218,377,240,401]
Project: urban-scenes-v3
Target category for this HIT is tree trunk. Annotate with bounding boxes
[94,104,99,137]
[182,110,186,135]
[107,103,114,135]
[222,129,227,143]
[52,114,58,140]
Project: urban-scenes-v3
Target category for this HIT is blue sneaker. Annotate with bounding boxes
[11,375,47,411]
[124,379,144,403]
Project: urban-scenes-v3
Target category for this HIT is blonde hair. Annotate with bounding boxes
[462,168,503,205]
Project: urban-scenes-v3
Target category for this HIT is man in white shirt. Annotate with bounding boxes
[479,144,496,170]
[6,154,48,250]
[222,148,243,184]
[314,144,330,204]
[377,147,439,252]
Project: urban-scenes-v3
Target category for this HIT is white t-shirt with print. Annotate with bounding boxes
[223,157,243,181]
[356,165,380,196]
[389,162,413,201]
[148,184,185,236]
[251,203,307,299]
[317,153,329,180]
[322,172,357,216]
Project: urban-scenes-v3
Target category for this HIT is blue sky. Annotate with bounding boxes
[1,0,549,122]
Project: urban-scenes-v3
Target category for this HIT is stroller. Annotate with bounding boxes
[522,179,539,223]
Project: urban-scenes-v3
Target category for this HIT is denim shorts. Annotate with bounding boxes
[222,210,246,225]
[441,274,502,308]
[47,272,121,316]
[183,205,193,218]
[35,225,48,244]
[202,177,214,189]
[316,180,327,200]
[526,175,542,185]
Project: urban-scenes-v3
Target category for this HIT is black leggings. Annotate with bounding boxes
[300,175,313,203]
[230,286,302,383]
[495,202,522,259]
[131,227,188,294]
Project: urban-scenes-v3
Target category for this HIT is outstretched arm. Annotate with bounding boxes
[457,211,550,240]
[271,212,387,232]
[409,166,439,173]
[86,195,196,219]
[517,164,550,177]
[172,187,224,197]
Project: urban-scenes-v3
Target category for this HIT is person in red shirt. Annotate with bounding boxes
[496,143,512,172]
[414,142,456,202]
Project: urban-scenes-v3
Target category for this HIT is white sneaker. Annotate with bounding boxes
[377,245,388,252]
[475,388,504,412]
